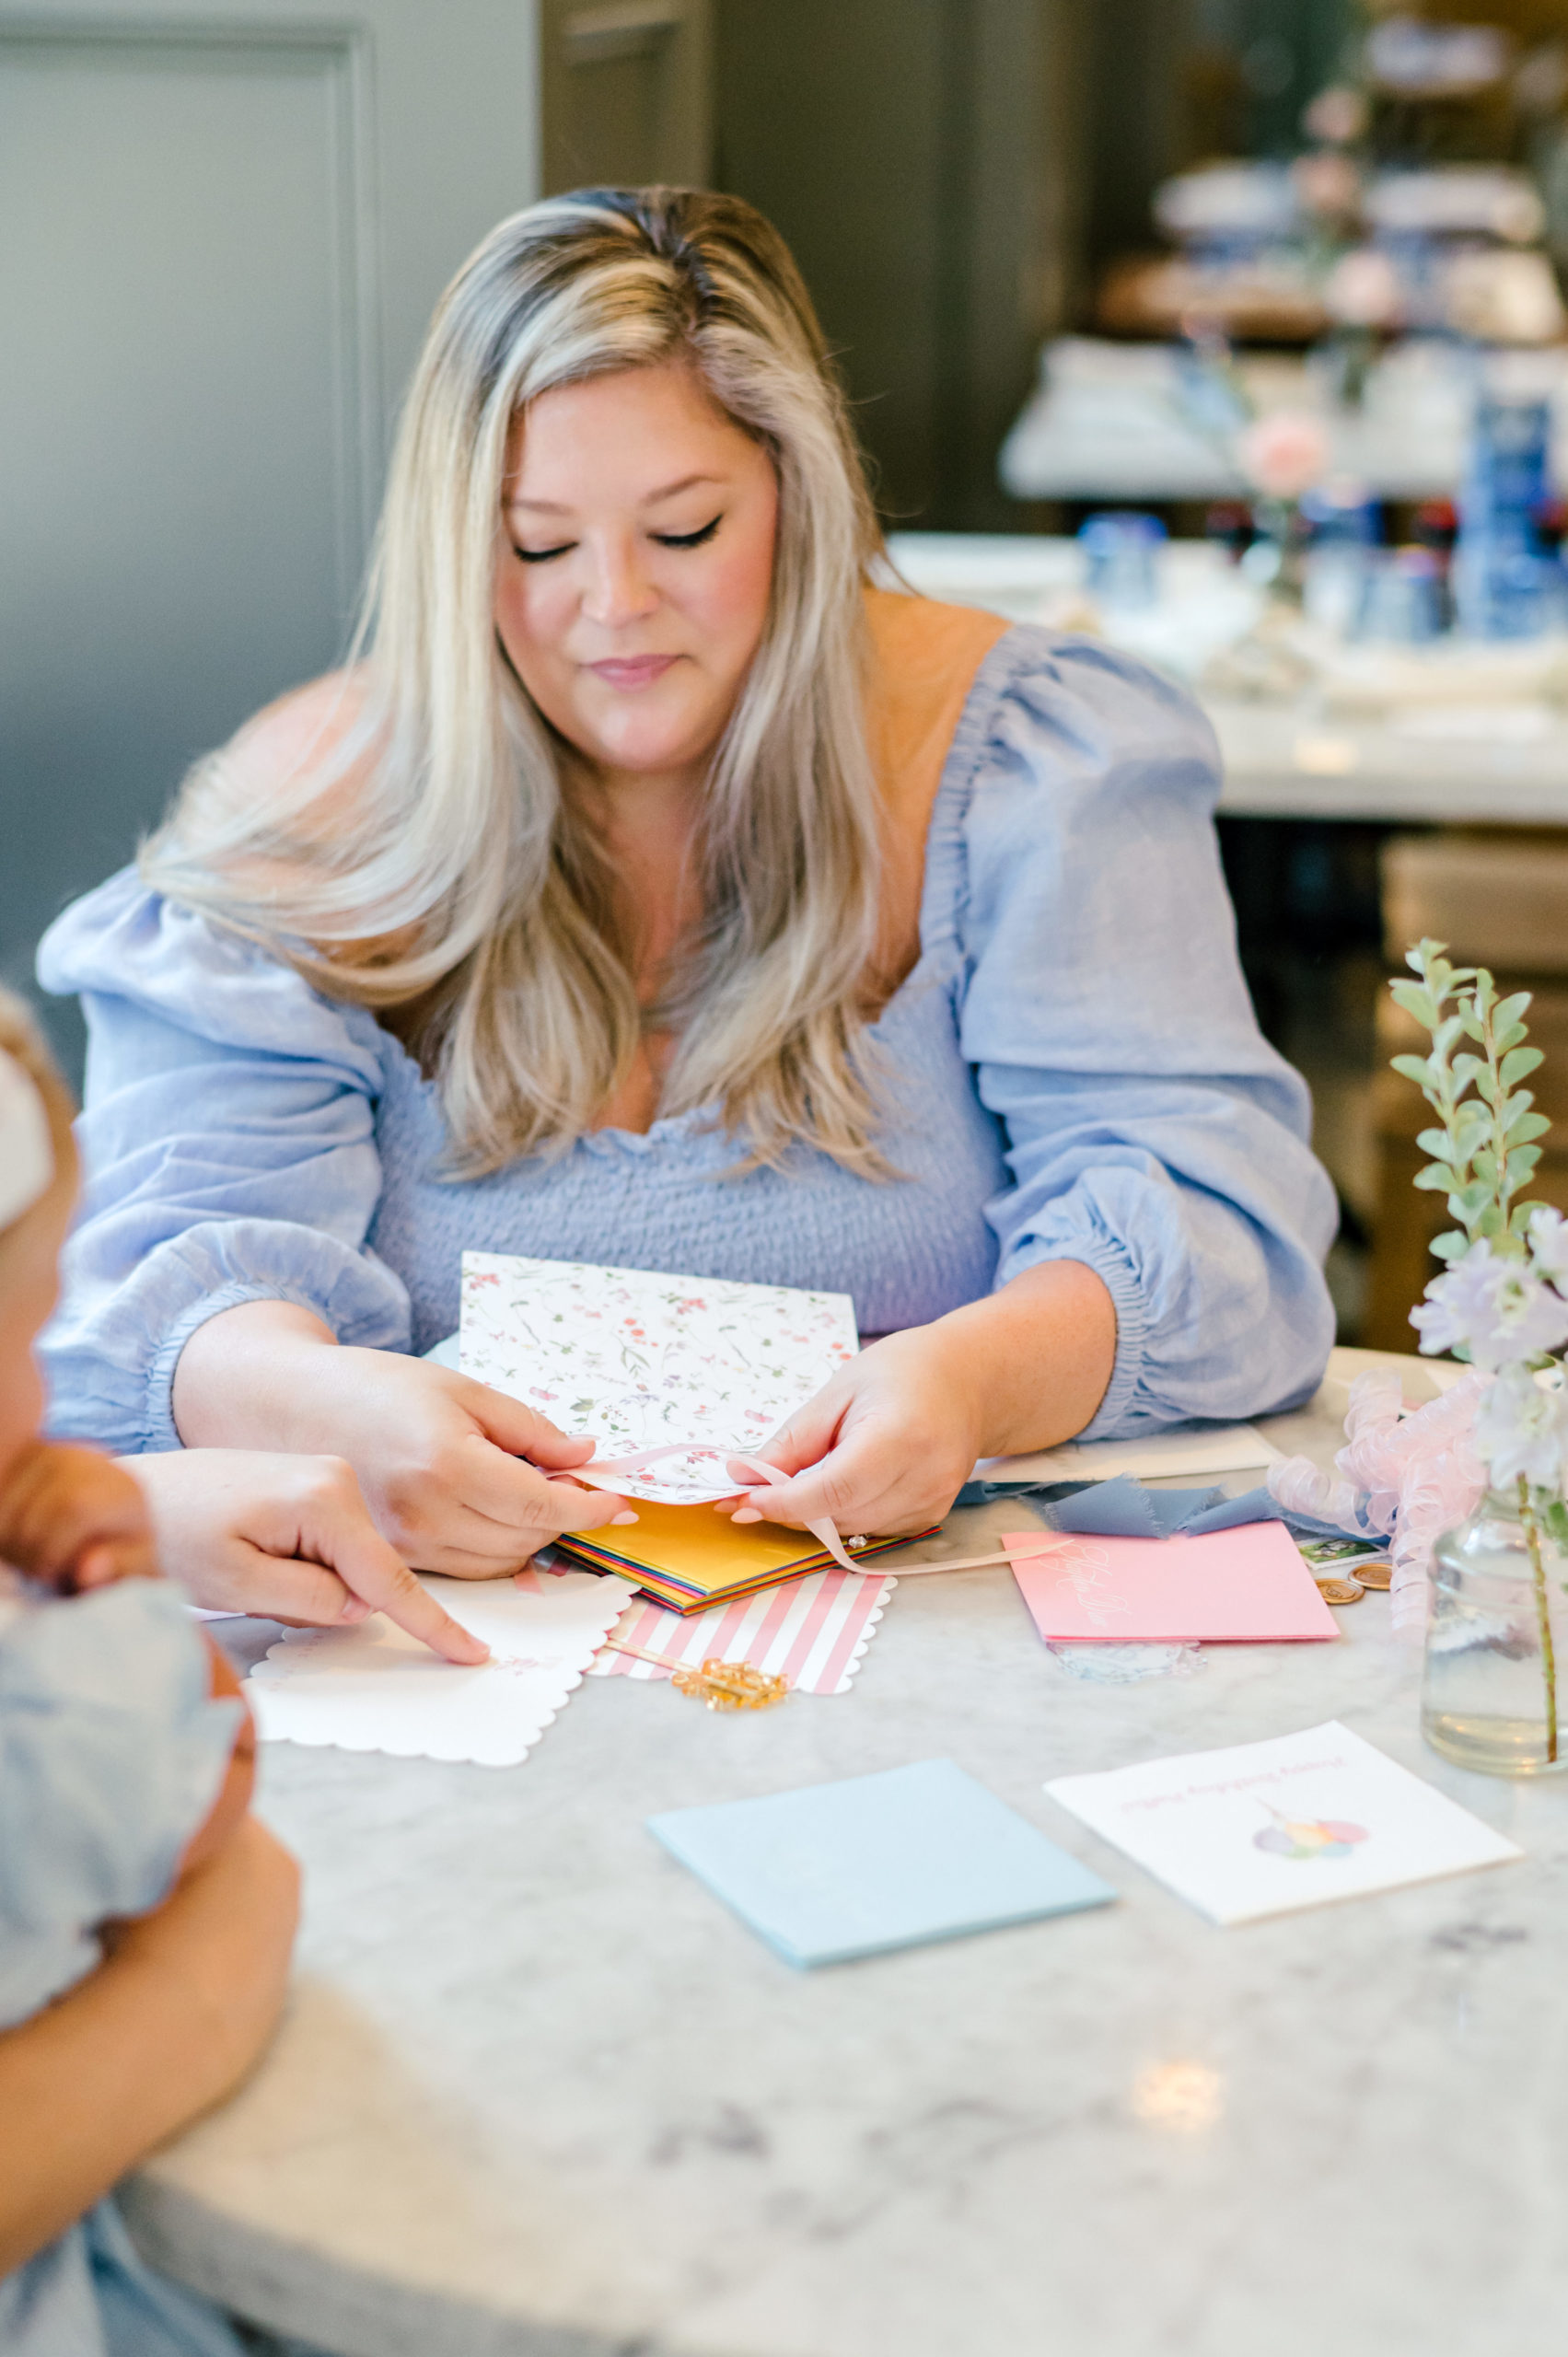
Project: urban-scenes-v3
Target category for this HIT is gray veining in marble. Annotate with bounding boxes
[123,1351,1568,2357]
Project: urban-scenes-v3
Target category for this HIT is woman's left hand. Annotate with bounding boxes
[726,1325,987,1540]
[724,1261,1119,1541]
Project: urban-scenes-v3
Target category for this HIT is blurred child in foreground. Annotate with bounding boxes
[0,993,297,2356]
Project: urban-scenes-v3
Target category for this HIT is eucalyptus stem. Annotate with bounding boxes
[1389,940,1550,1264]
[1481,1001,1516,1230]
[1518,1474,1559,1764]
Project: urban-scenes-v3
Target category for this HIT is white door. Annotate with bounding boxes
[2,0,708,1072]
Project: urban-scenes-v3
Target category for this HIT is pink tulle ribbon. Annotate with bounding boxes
[1266,1368,1489,1636]
[577,1442,1061,1578]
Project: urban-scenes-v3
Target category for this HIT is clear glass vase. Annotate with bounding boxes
[1423,1484,1568,1777]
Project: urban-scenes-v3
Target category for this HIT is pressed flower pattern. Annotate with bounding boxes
[459,1252,859,1503]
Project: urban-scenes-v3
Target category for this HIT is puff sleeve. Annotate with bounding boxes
[949,633,1337,1438]
[0,1578,240,2026]
[36,868,412,1454]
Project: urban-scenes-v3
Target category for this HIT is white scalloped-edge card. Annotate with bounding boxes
[247,1569,625,1768]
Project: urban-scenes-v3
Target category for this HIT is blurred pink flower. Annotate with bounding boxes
[1303,84,1369,145]
[1237,411,1331,501]
[1293,150,1361,219]
[1325,247,1403,330]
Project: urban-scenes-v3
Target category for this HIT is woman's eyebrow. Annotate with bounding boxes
[505,471,726,517]
[642,471,726,505]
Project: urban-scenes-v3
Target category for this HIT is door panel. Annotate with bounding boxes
[0,0,549,1074]
[540,0,711,192]
[1,24,370,1043]
[714,0,1075,531]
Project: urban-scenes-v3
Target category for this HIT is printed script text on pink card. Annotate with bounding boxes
[1003,1521,1340,1643]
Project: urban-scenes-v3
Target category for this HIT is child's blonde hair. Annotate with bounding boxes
[0,991,75,1249]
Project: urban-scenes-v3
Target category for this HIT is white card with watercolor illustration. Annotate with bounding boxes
[459,1251,858,1504]
[1044,1721,1521,1925]
[247,1568,624,1768]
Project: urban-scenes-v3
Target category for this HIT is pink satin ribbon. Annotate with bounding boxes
[577,1442,1062,1578]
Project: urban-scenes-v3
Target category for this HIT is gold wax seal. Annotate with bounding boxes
[1315,1575,1365,1605]
[1353,1560,1392,1591]
[671,1655,791,1711]
[600,1637,792,1706]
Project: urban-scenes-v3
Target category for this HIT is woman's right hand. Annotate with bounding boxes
[171,1302,633,1576]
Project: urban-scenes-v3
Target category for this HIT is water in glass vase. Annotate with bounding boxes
[1423,1488,1568,1777]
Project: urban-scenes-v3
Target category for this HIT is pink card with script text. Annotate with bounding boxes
[1004,1521,1340,1643]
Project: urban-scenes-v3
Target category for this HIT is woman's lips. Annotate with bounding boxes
[587,655,679,689]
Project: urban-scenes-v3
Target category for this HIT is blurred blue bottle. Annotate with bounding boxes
[1355,547,1445,644]
[1453,397,1556,639]
[1078,511,1167,610]
[1302,481,1379,636]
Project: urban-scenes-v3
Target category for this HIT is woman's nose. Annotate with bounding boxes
[581,538,658,629]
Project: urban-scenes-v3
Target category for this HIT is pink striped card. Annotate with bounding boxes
[587,1565,895,1695]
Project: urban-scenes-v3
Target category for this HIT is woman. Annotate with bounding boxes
[40,186,1335,1568]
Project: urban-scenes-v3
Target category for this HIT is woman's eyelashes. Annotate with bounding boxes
[509,515,724,564]
[651,515,723,550]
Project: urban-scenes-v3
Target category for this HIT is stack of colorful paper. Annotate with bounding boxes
[554,1498,922,1613]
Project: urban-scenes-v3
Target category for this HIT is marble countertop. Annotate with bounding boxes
[1206,699,1568,826]
[128,1349,1568,2357]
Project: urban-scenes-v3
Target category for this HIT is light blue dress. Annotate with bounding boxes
[36,628,1337,1450]
[0,1575,245,2357]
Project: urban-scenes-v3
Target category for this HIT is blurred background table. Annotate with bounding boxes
[997,337,1568,508]
[889,529,1568,823]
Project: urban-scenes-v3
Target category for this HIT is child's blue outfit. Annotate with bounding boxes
[0,1573,245,2357]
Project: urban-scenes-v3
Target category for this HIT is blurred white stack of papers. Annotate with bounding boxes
[975,1420,1278,1487]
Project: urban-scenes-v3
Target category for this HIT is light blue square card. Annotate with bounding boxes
[647,1757,1116,1968]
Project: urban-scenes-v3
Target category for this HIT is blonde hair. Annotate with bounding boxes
[0,988,76,1248]
[143,187,890,1177]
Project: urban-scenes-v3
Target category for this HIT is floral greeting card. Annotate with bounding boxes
[1044,1722,1521,1924]
[459,1252,859,1504]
